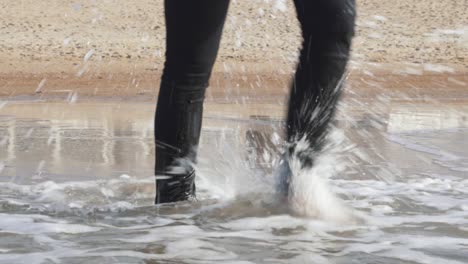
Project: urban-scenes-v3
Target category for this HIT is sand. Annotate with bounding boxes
[0,0,467,99]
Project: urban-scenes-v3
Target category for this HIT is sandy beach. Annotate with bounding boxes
[0,0,466,99]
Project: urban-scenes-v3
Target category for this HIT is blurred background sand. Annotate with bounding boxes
[0,0,467,99]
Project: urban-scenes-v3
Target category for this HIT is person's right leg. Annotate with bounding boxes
[286,0,356,168]
[278,0,355,196]
[274,0,355,197]
[155,0,230,204]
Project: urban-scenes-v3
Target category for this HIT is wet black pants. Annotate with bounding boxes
[155,0,356,173]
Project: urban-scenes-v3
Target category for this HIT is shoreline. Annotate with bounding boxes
[1,65,466,102]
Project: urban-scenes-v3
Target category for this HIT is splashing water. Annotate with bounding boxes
[287,134,359,223]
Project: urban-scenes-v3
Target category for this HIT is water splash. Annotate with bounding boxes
[287,131,360,224]
[195,122,360,224]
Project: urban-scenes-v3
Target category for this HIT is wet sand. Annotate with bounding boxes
[1,100,467,181]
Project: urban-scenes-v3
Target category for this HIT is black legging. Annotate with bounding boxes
[155,0,356,175]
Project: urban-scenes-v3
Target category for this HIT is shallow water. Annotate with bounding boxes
[0,100,467,264]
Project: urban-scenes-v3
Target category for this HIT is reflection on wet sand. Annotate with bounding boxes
[0,102,283,183]
[387,101,468,132]
[0,100,467,184]
[0,103,155,182]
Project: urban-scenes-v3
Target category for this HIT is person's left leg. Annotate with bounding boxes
[287,0,356,168]
[154,0,230,204]
[276,0,355,195]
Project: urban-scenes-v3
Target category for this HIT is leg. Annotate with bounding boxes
[287,0,356,168]
[155,0,230,204]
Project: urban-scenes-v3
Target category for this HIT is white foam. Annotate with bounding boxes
[120,225,203,243]
[0,213,100,234]
[165,238,238,261]
[221,215,305,231]
[0,177,155,212]
[287,135,359,224]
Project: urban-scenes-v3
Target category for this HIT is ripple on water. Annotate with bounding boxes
[0,102,467,263]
